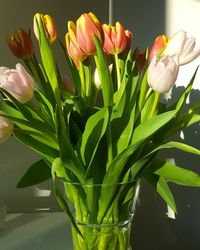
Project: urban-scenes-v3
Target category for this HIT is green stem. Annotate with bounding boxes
[148,92,160,119]
[114,53,121,90]
[145,87,152,100]
[79,61,86,100]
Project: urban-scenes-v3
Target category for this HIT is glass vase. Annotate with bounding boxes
[63,179,140,250]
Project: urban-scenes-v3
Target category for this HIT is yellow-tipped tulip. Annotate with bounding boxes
[66,21,87,62]
[76,12,103,55]
[102,22,127,55]
[6,28,33,59]
[0,114,13,143]
[34,13,57,44]
[149,35,169,61]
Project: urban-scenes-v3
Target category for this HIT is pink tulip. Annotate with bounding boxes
[0,114,13,143]
[164,30,200,65]
[147,55,179,93]
[0,63,34,103]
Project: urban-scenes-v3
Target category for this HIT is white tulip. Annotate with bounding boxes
[148,55,179,93]
[165,30,200,65]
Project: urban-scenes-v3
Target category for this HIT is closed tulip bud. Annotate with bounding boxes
[34,13,57,44]
[102,22,127,55]
[76,12,103,55]
[148,55,179,93]
[93,64,113,89]
[62,75,75,95]
[0,114,13,143]
[125,30,133,51]
[149,35,169,61]
[164,30,200,65]
[0,63,34,103]
[6,28,33,59]
[65,21,87,62]
[135,48,147,72]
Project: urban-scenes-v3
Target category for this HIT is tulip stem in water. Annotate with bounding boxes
[148,92,160,119]
[114,53,121,90]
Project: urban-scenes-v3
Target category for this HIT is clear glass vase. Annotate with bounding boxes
[63,179,140,250]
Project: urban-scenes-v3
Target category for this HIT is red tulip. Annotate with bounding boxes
[102,22,127,55]
[149,35,169,61]
[76,12,103,55]
[6,28,33,59]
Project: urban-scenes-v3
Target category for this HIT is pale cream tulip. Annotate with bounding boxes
[148,55,179,93]
[0,114,13,143]
[0,63,34,103]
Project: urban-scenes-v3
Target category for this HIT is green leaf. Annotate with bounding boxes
[145,173,177,213]
[93,36,113,106]
[17,160,51,188]
[79,107,109,170]
[149,158,200,187]
[131,110,176,144]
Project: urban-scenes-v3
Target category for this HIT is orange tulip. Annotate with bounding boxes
[66,21,87,62]
[6,28,33,59]
[76,12,103,55]
[149,35,169,61]
[102,22,127,55]
[34,13,57,44]
[125,30,133,51]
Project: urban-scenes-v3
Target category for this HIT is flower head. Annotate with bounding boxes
[0,114,13,143]
[102,22,127,55]
[148,55,179,93]
[76,12,103,55]
[6,28,33,59]
[149,35,169,61]
[0,63,34,103]
[65,21,87,62]
[34,13,57,44]
[164,30,200,65]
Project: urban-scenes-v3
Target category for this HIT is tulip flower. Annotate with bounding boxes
[34,13,57,44]
[0,63,34,103]
[62,75,75,95]
[135,48,147,72]
[0,114,13,143]
[164,30,200,65]
[125,30,133,52]
[149,35,169,61]
[6,28,33,59]
[65,21,87,62]
[93,64,113,89]
[76,12,103,55]
[102,22,127,55]
[147,55,179,93]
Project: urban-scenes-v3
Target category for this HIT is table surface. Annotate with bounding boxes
[0,212,73,250]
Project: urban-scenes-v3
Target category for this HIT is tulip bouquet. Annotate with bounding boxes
[1,12,200,249]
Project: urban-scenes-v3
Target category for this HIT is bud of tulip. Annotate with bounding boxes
[93,64,113,89]
[0,114,13,143]
[76,12,103,55]
[147,55,179,93]
[135,48,147,72]
[65,21,87,62]
[164,30,200,65]
[102,22,127,55]
[0,63,34,103]
[62,75,75,95]
[34,13,57,44]
[125,30,133,51]
[149,35,169,61]
[6,28,33,59]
